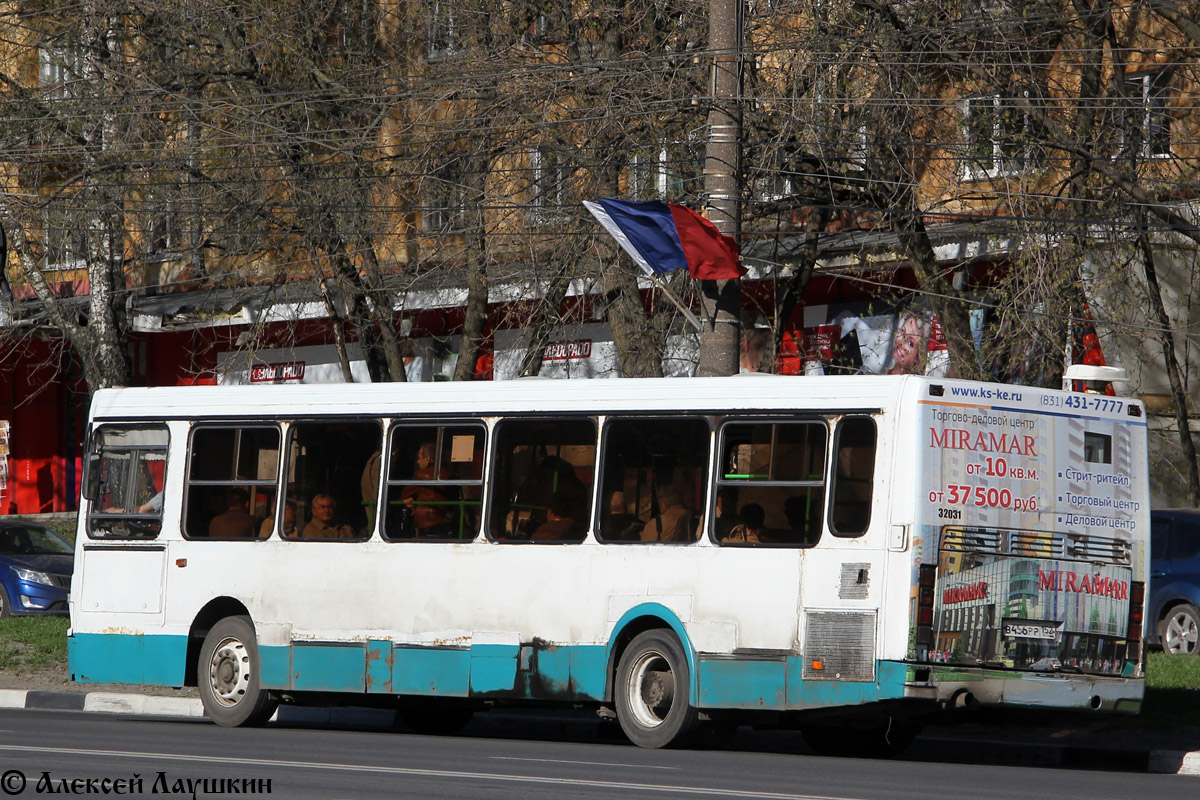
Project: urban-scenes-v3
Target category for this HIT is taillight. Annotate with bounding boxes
[916,564,936,646]
[1127,581,1145,642]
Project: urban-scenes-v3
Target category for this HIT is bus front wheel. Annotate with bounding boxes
[615,630,699,748]
[198,616,277,727]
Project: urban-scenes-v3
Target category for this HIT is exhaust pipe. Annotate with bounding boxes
[951,689,977,710]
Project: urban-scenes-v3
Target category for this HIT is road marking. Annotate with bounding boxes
[490,755,679,770]
[0,744,856,800]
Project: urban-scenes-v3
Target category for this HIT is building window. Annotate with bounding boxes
[428,1,462,60]
[145,203,182,262]
[38,44,81,99]
[627,140,702,200]
[42,205,88,271]
[529,148,571,223]
[1123,70,1172,159]
[963,93,1034,179]
[423,160,471,233]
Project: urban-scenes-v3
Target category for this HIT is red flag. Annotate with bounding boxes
[668,204,747,280]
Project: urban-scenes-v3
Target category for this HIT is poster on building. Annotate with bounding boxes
[0,420,9,504]
[494,324,621,380]
[792,301,949,377]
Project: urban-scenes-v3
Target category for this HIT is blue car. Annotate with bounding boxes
[0,521,73,617]
[1148,509,1200,654]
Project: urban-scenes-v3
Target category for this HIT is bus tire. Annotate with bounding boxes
[615,629,699,749]
[1161,603,1200,654]
[198,616,277,727]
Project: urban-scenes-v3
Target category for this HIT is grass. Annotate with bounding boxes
[0,615,69,673]
[1146,651,1200,690]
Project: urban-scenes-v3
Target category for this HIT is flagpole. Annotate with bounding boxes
[646,274,703,332]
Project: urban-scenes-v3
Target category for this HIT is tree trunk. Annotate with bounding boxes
[1136,233,1200,504]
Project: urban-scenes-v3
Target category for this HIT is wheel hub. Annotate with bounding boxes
[208,637,250,706]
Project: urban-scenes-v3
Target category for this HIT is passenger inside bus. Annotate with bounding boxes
[725,502,765,544]
[208,489,257,538]
[602,491,642,541]
[259,500,298,538]
[400,442,457,537]
[509,455,588,539]
[303,494,353,539]
[640,484,695,543]
[784,494,821,545]
[713,487,741,541]
[531,492,578,541]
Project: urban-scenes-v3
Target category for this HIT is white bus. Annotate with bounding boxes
[68,374,1149,751]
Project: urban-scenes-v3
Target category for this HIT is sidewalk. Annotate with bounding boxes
[2,687,1198,774]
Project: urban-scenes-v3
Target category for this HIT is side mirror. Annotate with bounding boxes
[83,454,102,501]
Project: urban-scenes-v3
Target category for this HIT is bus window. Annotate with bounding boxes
[598,417,710,544]
[715,420,826,547]
[183,426,280,540]
[490,418,595,543]
[86,425,169,540]
[829,417,877,537]
[383,423,485,541]
[283,420,382,540]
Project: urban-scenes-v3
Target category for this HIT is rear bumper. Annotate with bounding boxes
[906,666,1143,713]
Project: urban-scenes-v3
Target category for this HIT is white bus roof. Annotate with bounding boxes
[88,374,948,420]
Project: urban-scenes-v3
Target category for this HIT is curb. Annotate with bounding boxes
[0,689,395,728]
[2,689,1198,774]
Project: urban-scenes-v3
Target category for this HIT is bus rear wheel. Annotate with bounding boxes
[615,630,699,748]
[198,616,277,727]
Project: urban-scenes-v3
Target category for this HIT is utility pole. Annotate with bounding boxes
[697,0,743,377]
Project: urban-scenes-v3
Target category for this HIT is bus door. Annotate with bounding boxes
[74,424,171,683]
[796,415,884,687]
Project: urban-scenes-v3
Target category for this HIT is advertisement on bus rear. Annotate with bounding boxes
[908,382,1149,673]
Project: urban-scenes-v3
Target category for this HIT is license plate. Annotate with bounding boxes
[1003,622,1060,640]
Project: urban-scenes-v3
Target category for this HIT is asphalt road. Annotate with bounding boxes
[0,708,1196,800]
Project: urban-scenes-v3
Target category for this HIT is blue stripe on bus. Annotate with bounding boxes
[292,642,367,692]
[696,658,909,710]
[396,647,471,696]
[69,630,910,711]
[68,633,188,686]
[366,639,393,694]
[468,644,518,695]
[260,645,291,688]
[698,658,787,709]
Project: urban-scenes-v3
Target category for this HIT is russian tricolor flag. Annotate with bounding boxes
[584,198,747,280]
